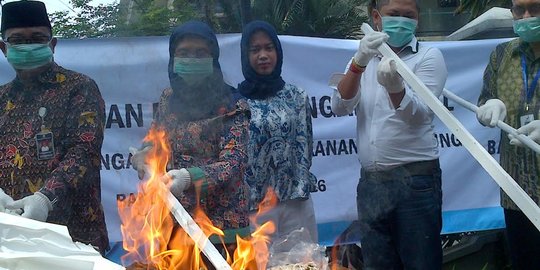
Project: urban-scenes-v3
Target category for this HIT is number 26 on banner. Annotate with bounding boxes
[311,179,327,192]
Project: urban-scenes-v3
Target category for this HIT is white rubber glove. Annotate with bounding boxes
[129,145,152,180]
[354,31,389,67]
[7,192,52,222]
[377,56,404,93]
[508,120,540,146]
[476,99,507,128]
[0,188,14,212]
[162,169,191,197]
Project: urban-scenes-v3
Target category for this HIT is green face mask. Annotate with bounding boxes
[382,16,418,48]
[6,43,53,70]
[174,57,214,85]
[513,17,540,42]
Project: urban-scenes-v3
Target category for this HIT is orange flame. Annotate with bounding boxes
[119,127,279,269]
[329,242,340,270]
[119,128,178,269]
[228,188,279,269]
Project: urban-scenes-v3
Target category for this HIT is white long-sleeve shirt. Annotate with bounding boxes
[331,37,448,171]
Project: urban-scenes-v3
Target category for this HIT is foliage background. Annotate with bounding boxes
[48,0,513,38]
[50,0,370,38]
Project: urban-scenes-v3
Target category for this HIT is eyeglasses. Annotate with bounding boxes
[175,48,212,58]
[5,35,51,45]
[511,3,540,19]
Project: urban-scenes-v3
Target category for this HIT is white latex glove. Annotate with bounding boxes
[377,56,404,93]
[162,169,191,197]
[129,145,152,180]
[0,188,14,212]
[476,99,507,128]
[508,120,540,146]
[7,192,52,222]
[354,31,389,67]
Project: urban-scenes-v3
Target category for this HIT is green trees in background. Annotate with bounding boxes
[455,0,512,20]
[49,0,368,39]
[50,0,518,39]
[250,0,365,38]
[50,0,120,38]
[115,0,197,36]
[50,0,197,37]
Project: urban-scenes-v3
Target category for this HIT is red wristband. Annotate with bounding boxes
[349,62,365,74]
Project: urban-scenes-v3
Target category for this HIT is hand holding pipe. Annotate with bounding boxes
[442,89,540,154]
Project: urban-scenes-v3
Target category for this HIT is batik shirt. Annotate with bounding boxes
[479,38,540,210]
[0,63,109,252]
[155,88,250,243]
[245,83,317,211]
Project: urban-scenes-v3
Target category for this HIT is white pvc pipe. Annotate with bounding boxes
[361,23,540,231]
[442,88,540,154]
[167,191,232,270]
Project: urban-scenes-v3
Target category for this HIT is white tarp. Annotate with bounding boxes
[0,35,510,250]
[0,213,124,270]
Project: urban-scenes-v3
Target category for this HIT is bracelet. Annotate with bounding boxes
[349,59,365,74]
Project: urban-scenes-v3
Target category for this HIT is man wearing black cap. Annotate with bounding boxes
[0,0,109,254]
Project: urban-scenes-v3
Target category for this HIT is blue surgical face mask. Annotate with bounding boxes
[513,17,540,42]
[381,16,418,48]
[174,57,214,85]
[6,43,53,70]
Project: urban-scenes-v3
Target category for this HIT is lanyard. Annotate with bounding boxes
[520,54,540,108]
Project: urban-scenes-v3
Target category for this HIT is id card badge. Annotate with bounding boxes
[520,114,535,127]
[35,131,55,160]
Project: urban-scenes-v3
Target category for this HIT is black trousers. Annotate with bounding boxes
[504,209,540,270]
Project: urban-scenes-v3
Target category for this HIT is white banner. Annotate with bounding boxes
[0,35,509,250]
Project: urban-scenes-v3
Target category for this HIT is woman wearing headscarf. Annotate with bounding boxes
[131,21,250,260]
[238,20,318,251]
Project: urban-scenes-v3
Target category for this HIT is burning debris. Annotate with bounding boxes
[268,262,319,270]
[119,127,329,269]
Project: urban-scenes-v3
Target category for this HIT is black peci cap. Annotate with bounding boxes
[1,1,51,34]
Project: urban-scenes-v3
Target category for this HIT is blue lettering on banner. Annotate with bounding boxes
[308,95,455,119]
[487,140,501,154]
[435,133,500,154]
[116,193,137,209]
[311,179,328,193]
[101,152,134,170]
[443,96,455,111]
[434,133,463,148]
[105,104,144,129]
[313,139,358,156]
[310,95,355,118]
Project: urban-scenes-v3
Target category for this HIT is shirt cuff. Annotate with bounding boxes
[38,188,58,208]
[186,167,208,196]
[333,89,358,107]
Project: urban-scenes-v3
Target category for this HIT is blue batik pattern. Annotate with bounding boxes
[245,83,317,210]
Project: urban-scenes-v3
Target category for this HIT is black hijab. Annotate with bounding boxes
[167,21,238,121]
[238,21,285,100]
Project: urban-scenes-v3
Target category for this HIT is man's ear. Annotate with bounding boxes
[0,41,6,56]
[50,37,57,53]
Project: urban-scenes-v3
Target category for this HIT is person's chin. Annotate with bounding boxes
[256,68,273,75]
[16,63,51,75]
[16,68,42,80]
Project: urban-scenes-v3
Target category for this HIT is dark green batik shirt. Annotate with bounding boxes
[478,38,540,210]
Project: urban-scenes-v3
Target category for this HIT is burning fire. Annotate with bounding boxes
[118,127,277,270]
[232,188,277,270]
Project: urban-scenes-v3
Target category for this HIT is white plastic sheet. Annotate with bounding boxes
[0,212,124,270]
